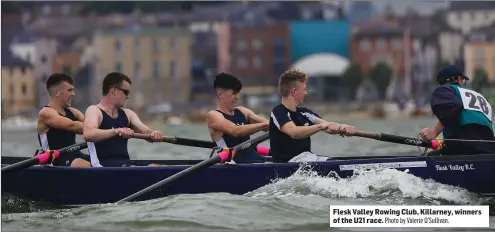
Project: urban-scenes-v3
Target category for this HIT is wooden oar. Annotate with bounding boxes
[1,142,88,173]
[131,133,216,149]
[354,130,442,150]
[116,132,270,203]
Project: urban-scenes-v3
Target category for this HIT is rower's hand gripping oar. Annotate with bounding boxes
[1,142,88,173]
[354,130,443,150]
[131,133,216,149]
[116,132,270,204]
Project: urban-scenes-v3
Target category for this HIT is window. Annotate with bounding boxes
[170,38,177,51]
[253,57,262,68]
[273,38,284,55]
[42,5,51,15]
[134,61,141,80]
[376,38,386,50]
[42,74,48,82]
[392,38,401,49]
[236,40,246,50]
[20,66,26,75]
[134,38,140,52]
[22,84,27,95]
[115,62,121,72]
[152,39,159,52]
[360,39,371,51]
[252,39,263,50]
[237,57,248,68]
[115,40,121,53]
[10,84,14,97]
[61,4,71,15]
[153,61,160,79]
[170,60,178,79]
[40,55,47,63]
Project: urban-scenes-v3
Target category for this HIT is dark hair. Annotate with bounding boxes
[46,73,74,93]
[213,73,242,93]
[102,72,132,95]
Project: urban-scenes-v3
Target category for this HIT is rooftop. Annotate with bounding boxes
[101,26,190,36]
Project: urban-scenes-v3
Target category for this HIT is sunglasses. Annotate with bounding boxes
[115,87,130,97]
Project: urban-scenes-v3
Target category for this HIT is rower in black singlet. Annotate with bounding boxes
[87,108,150,167]
[37,106,90,166]
[215,108,265,163]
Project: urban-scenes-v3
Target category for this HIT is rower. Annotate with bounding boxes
[37,73,90,167]
[206,73,270,163]
[83,72,163,167]
[419,65,495,155]
[268,69,357,163]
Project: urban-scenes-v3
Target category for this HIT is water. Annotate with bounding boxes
[2,118,494,231]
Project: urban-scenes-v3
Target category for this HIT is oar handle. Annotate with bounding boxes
[354,130,441,149]
[131,133,216,149]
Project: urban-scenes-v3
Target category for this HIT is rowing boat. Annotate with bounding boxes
[2,153,494,205]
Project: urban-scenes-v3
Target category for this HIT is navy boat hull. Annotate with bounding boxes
[2,154,495,205]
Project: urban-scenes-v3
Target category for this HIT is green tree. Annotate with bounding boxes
[342,62,364,100]
[370,62,393,100]
[472,67,489,92]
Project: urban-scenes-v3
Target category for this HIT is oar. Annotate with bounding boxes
[354,130,442,149]
[116,132,270,203]
[131,133,216,149]
[1,142,88,173]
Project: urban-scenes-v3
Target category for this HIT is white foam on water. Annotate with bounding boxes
[248,164,485,205]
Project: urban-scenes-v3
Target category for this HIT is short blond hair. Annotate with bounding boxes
[278,69,308,96]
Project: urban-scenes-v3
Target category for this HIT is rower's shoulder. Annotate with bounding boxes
[67,107,83,115]
[206,109,222,118]
[85,105,103,117]
[38,106,56,118]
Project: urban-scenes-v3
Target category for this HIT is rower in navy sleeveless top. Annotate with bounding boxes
[207,73,270,164]
[83,72,164,167]
[37,73,90,167]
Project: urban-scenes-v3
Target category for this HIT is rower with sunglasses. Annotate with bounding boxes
[83,72,163,167]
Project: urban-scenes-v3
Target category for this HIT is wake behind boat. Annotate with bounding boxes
[2,152,494,205]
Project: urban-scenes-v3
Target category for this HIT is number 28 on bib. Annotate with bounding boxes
[458,88,493,121]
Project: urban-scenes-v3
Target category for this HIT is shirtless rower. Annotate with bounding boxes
[269,69,357,163]
[83,72,163,167]
[37,73,90,167]
[206,73,270,163]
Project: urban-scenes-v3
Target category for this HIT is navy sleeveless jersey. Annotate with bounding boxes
[88,108,130,167]
[38,106,78,150]
[215,108,264,163]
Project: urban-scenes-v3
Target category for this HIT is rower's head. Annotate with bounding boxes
[214,73,242,109]
[278,69,308,106]
[437,65,469,87]
[46,73,75,107]
[102,72,132,108]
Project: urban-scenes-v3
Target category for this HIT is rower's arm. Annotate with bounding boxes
[280,121,326,139]
[432,121,444,137]
[68,107,85,122]
[39,107,84,134]
[83,105,117,142]
[236,106,268,124]
[124,109,153,134]
[207,110,265,137]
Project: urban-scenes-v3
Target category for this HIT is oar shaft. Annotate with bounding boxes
[116,133,270,203]
[131,133,216,149]
[1,142,88,173]
[354,130,439,149]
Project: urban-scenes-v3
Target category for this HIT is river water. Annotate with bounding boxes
[1,117,494,231]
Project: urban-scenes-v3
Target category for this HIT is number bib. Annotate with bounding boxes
[458,88,493,121]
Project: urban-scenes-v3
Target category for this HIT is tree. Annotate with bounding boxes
[472,67,489,92]
[370,62,393,100]
[342,62,364,100]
